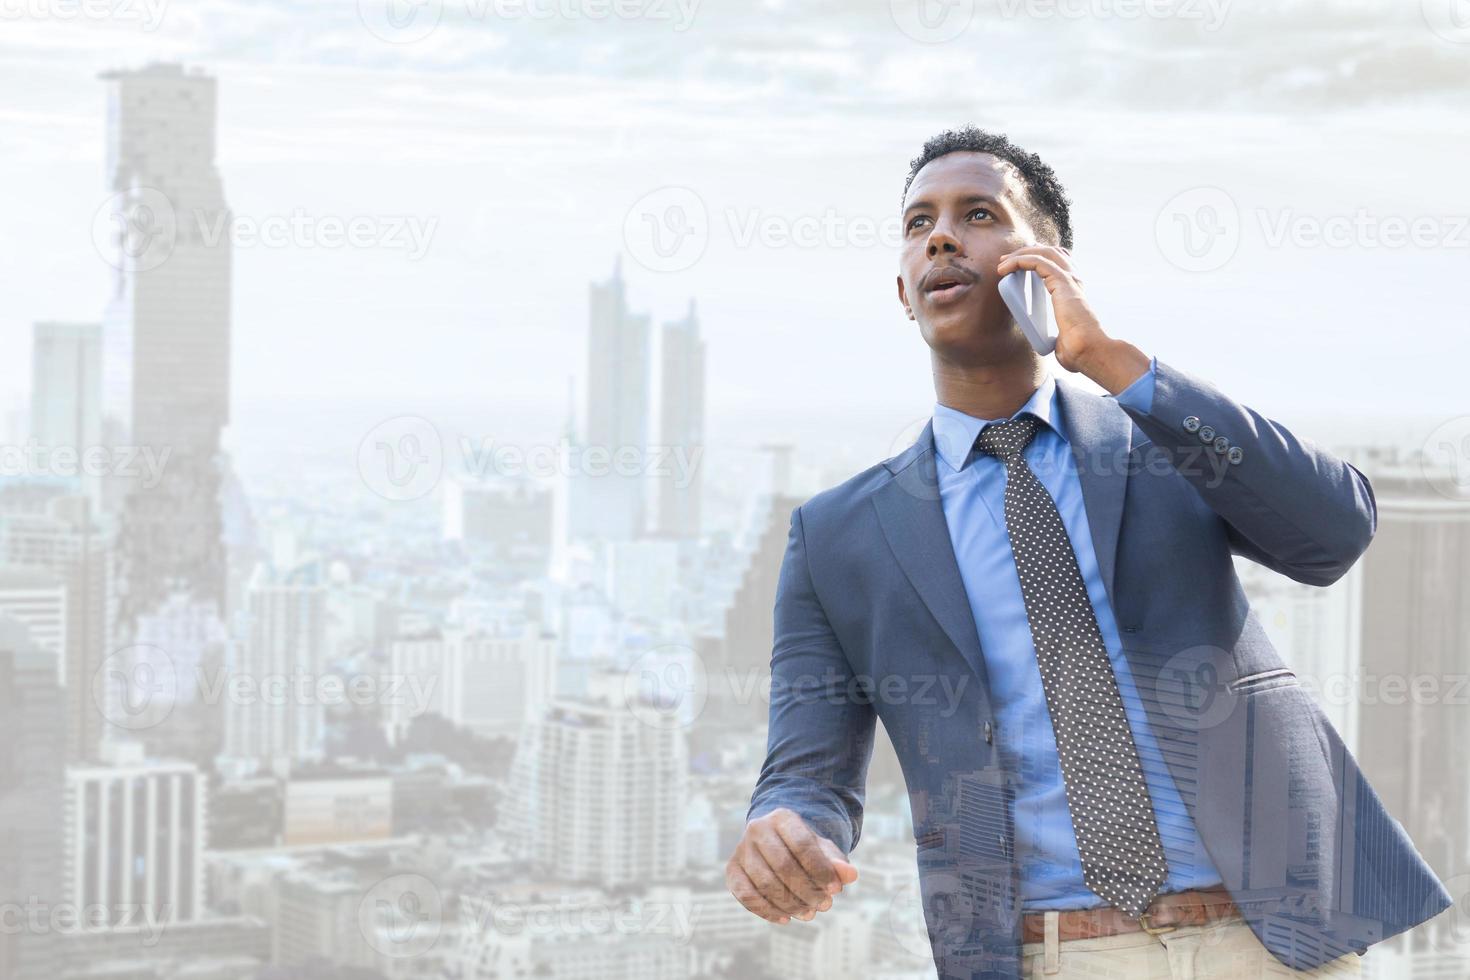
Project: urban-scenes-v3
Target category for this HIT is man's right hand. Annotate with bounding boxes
[725,807,860,924]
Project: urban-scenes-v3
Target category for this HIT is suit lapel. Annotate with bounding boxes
[871,426,993,690]
[870,376,1142,691]
[1053,374,1142,605]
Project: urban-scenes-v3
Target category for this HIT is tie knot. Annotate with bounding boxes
[974,414,1042,463]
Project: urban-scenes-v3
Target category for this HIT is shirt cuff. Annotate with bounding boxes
[1110,354,1157,414]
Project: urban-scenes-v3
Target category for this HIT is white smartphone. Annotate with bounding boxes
[998,268,1056,356]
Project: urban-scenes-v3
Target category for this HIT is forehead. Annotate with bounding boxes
[905,151,1025,211]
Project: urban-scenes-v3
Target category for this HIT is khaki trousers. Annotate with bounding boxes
[1021,910,1363,979]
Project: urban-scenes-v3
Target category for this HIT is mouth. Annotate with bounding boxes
[923,270,981,304]
[922,266,978,305]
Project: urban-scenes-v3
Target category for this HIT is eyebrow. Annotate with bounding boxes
[902,193,1005,220]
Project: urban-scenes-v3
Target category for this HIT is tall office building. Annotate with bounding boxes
[30,321,104,510]
[224,556,327,768]
[572,257,651,542]
[1353,468,1470,913]
[99,62,231,628]
[0,564,67,670]
[0,616,66,980]
[63,745,207,926]
[656,300,705,538]
[442,475,553,578]
[129,590,230,765]
[0,490,115,760]
[512,672,688,887]
[708,490,805,735]
[388,623,557,740]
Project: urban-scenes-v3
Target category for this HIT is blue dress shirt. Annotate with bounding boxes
[931,355,1223,910]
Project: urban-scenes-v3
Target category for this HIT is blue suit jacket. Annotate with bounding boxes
[747,358,1452,978]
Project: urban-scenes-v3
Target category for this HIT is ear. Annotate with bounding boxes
[896,274,915,321]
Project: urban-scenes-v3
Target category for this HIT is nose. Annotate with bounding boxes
[926,220,961,258]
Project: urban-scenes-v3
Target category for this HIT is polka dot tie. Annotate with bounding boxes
[974,413,1169,919]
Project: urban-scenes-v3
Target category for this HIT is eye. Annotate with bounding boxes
[905,214,931,233]
[969,207,993,221]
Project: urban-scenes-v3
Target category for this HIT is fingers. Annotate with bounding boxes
[998,244,1079,284]
[771,810,845,896]
[745,838,824,918]
[1001,242,1073,270]
[726,863,792,925]
[727,809,852,925]
[996,251,1085,298]
[750,818,835,912]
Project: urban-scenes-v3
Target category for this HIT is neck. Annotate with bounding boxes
[932,348,1047,421]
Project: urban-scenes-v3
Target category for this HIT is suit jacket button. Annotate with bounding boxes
[1198,424,1216,442]
[1227,445,1244,465]
[1212,435,1230,454]
[984,721,993,744]
[1183,415,1201,433]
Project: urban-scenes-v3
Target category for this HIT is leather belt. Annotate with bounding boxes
[1022,886,1239,943]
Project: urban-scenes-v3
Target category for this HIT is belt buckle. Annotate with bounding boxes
[1137,909,1176,936]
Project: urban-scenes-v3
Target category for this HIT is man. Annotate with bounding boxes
[726,126,1452,979]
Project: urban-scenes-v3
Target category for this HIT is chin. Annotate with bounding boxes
[921,308,987,343]
[921,313,1020,359]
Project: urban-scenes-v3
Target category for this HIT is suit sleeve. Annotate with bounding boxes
[1116,357,1377,588]
[745,503,877,855]
[1110,354,1157,413]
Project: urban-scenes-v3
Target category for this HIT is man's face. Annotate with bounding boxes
[897,151,1041,361]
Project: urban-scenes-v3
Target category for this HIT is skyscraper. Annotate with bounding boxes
[0,564,67,670]
[225,556,327,768]
[30,321,103,510]
[511,671,688,887]
[0,616,66,980]
[62,744,207,927]
[0,489,115,761]
[1353,468,1470,904]
[98,62,232,627]
[574,257,651,542]
[656,299,705,539]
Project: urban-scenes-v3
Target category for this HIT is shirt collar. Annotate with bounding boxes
[931,372,1063,473]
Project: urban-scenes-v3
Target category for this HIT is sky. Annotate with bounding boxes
[3,0,1468,477]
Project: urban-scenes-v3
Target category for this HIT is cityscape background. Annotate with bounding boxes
[2,1,1468,978]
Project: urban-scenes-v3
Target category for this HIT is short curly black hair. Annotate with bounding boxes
[901,126,1074,250]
